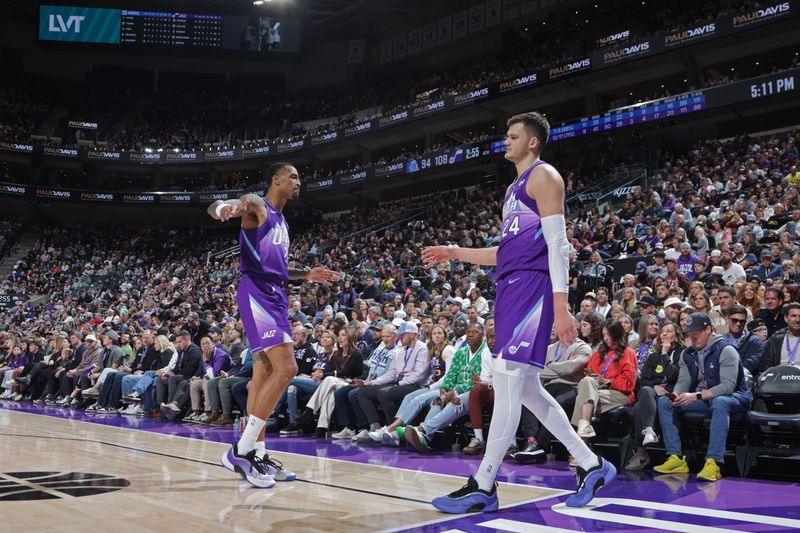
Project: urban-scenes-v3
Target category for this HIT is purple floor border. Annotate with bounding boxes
[3,399,800,532]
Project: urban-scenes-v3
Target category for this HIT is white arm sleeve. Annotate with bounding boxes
[541,214,570,294]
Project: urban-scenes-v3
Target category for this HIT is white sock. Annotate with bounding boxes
[237,415,266,454]
[474,358,525,492]
[522,366,598,472]
[474,428,484,443]
[254,441,267,459]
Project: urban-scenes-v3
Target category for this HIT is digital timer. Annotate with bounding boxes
[750,75,796,98]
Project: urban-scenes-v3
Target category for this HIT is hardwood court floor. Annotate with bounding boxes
[0,409,562,532]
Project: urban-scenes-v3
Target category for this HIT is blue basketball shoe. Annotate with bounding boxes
[432,476,499,514]
[565,455,616,507]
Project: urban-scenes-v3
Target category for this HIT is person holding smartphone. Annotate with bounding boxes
[625,322,684,470]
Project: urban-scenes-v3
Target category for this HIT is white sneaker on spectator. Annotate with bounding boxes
[331,427,356,439]
[576,421,596,438]
[197,413,210,423]
[351,429,371,443]
[82,388,100,398]
[134,406,146,416]
[381,430,400,447]
[625,451,651,471]
[368,426,388,442]
[642,427,658,446]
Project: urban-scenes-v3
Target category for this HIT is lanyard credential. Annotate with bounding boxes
[601,350,616,376]
[786,335,800,365]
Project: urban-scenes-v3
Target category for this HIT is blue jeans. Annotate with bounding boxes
[98,371,129,408]
[421,391,470,436]
[271,377,320,422]
[657,394,749,463]
[231,379,250,416]
[396,388,439,425]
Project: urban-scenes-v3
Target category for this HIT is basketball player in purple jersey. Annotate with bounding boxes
[423,113,616,512]
[208,162,340,488]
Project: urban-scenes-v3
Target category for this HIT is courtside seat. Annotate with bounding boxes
[737,411,800,477]
[591,406,634,468]
[678,410,748,470]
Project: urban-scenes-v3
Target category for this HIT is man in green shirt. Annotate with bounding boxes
[405,323,492,452]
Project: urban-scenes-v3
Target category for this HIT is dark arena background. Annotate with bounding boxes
[1,0,800,531]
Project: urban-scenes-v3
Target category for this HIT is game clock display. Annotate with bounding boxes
[750,75,796,98]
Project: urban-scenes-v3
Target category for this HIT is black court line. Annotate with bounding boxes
[1,433,430,505]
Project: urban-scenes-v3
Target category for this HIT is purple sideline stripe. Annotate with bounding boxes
[4,400,800,533]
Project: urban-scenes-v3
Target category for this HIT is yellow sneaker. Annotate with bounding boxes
[696,458,722,482]
[653,454,689,474]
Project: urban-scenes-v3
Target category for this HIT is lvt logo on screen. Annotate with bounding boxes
[48,14,85,33]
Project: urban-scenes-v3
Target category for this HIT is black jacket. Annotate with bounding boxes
[135,345,161,372]
[639,347,682,390]
[176,344,203,379]
[324,350,364,380]
[756,308,787,338]
[758,328,790,376]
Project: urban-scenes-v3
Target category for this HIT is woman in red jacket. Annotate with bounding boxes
[571,319,637,439]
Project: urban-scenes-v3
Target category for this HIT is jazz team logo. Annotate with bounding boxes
[0,471,129,500]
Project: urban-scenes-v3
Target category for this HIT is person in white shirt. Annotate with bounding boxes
[354,322,430,438]
[720,250,746,286]
[595,287,612,320]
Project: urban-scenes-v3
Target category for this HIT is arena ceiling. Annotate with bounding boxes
[0,0,472,41]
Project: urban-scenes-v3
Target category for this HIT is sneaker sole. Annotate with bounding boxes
[653,465,690,474]
[432,494,499,514]
[274,471,296,482]
[565,460,617,507]
[221,450,275,488]
[405,427,429,453]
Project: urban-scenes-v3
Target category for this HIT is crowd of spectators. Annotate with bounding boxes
[1,125,799,480]
[0,218,24,263]
[0,0,783,155]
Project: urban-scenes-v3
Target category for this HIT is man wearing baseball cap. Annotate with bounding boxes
[749,249,784,282]
[653,312,752,482]
[355,321,430,436]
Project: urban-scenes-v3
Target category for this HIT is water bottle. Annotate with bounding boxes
[234,415,241,438]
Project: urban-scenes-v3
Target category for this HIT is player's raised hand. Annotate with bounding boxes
[307,266,341,286]
[421,245,455,266]
[220,202,248,222]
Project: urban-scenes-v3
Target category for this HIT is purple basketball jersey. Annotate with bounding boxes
[496,160,549,279]
[239,197,290,282]
[237,196,293,352]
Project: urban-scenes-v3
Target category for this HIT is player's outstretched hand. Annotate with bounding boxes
[554,308,578,347]
[220,202,247,222]
[421,245,455,266]
[307,266,341,286]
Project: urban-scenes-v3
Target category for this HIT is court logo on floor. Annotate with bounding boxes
[0,471,130,501]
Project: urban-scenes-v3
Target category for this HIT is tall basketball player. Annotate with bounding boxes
[208,162,339,488]
[422,113,616,512]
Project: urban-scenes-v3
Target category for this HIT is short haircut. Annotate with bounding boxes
[727,304,748,318]
[177,330,192,340]
[507,112,550,152]
[765,286,784,300]
[784,302,800,313]
[267,162,293,187]
[718,286,736,297]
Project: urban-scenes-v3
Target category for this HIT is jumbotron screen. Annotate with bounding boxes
[38,4,302,53]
